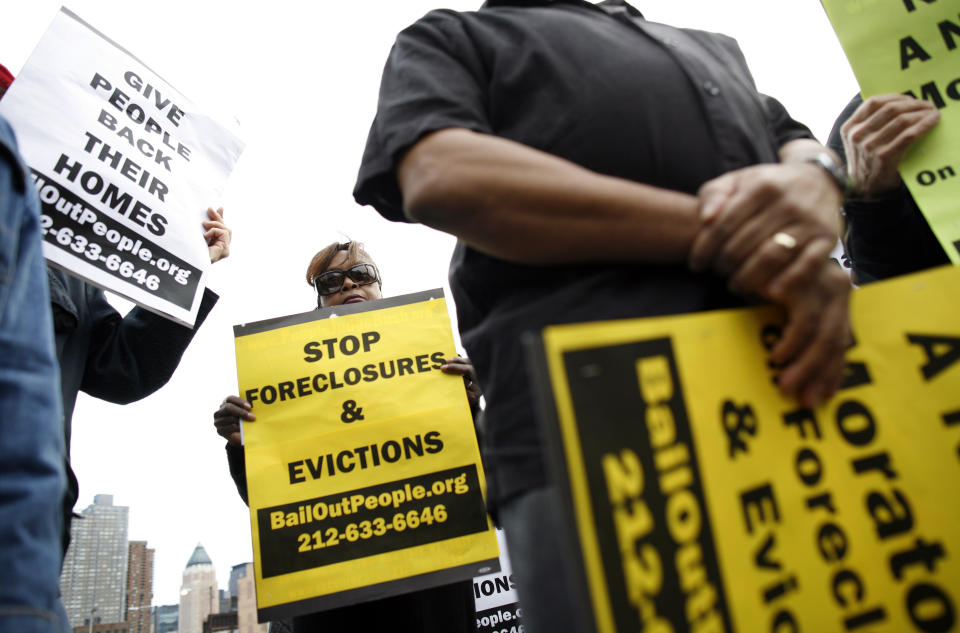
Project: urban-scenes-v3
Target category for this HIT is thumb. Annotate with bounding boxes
[698,174,737,223]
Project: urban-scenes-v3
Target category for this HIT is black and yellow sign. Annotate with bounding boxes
[528,266,960,633]
[234,290,499,620]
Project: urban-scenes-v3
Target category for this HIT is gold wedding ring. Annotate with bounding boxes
[772,232,798,250]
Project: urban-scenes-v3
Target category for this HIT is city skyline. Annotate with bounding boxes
[60,492,259,619]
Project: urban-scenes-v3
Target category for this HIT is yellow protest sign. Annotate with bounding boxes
[528,265,960,633]
[820,0,960,263]
[234,290,499,621]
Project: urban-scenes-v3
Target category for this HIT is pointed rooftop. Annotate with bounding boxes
[186,543,213,568]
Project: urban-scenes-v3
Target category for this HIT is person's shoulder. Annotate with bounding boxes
[389,8,490,60]
[399,7,476,34]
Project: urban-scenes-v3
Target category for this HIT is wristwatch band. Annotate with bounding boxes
[804,152,851,197]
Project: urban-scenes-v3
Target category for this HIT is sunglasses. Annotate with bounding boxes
[313,263,381,296]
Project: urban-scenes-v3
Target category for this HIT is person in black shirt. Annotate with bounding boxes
[827,93,947,283]
[354,2,851,631]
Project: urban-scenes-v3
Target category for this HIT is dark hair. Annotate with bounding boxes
[304,241,379,288]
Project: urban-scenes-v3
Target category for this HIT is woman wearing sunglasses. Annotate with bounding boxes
[308,241,384,307]
[213,240,479,633]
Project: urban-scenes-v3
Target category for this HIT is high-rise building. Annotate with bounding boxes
[227,565,245,609]
[179,544,219,633]
[219,589,231,615]
[152,605,178,633]
[233,563,267,633]
[126,541,154,633]
[60,494,130,629]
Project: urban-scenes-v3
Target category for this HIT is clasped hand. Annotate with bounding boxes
[689,162,851,408]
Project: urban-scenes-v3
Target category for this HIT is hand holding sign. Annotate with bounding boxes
[203,206,231,263]
[440,356,482,409]
[214,394,254,446]
[841,95,941,199]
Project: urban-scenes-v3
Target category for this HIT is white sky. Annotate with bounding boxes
[3,0,858,608]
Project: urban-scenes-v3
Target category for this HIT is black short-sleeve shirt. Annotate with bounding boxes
[355,0,813,511]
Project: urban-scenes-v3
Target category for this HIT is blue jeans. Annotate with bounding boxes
[0,117,68,633]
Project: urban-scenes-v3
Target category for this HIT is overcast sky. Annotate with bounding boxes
[4,0,858,608]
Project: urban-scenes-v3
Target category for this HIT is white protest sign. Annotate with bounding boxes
[0,7,244,326]
[473,529,524,633]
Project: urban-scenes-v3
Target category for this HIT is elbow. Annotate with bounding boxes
[397,129,472,229]
[401,165,449,227]
[87,373,173,405]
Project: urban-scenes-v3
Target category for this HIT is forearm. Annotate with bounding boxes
[226,444,249,506]
[82,287,218,402]
[398,128,699,265]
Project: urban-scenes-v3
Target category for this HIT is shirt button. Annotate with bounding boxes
[703,80,721,96]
